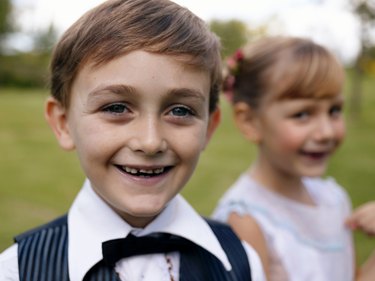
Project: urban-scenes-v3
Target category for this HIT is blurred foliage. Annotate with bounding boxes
[0,2,56,88]
[0,52,50,88]
[209,19,248,58]
[349,0,375,117]
[32,24,58,54]
[0,0,12,53]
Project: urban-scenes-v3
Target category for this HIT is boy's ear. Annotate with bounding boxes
[233,102,261,144]
[203,107,221,149]
[44,97,75,151]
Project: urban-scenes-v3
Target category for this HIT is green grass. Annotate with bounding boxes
[0,89,83,247]
[1,75,375,267]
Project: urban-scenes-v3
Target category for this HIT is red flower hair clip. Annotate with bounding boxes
[223,49,244,101]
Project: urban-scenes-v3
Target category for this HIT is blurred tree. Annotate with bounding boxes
[209,19,248,58]
[0,52,50,88]
[0,0,13,54]
[350,0,375,117]
[32,24,58,54]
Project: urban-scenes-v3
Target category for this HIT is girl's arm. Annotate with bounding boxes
[227,212,270,281]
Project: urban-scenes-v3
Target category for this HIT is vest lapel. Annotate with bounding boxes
[179,247,212,281]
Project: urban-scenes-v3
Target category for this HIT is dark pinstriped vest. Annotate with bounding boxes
[15,215,251,281]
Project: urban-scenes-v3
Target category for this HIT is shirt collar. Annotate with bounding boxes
[68,179,231,281]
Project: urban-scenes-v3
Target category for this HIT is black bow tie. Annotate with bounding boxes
[102,232,193,266]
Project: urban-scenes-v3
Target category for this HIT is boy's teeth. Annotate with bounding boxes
[131,168,138,174]
[140,169,153,174]
[124,167,137,174]
[122,166,165,175]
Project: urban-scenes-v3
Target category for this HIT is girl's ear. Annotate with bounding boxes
[44,97,75,151]
[233,102,261,144]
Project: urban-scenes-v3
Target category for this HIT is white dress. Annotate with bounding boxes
[212,174,355,281]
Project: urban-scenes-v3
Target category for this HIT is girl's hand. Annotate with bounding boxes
[346,201,375,236]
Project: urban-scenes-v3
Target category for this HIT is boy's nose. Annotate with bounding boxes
[128,117,167,155]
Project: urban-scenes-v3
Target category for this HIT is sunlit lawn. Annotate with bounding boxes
[1,73,374,266]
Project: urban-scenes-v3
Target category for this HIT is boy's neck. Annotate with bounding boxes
[112,205,159,228]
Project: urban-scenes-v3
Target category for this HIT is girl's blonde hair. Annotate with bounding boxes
[227,36,344,108]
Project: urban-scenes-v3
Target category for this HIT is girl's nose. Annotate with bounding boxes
[127,117,167,155]
[313,116,335,141]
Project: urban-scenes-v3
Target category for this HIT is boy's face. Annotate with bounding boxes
[46,50,220,227]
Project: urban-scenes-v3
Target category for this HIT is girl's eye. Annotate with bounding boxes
[329,104,342,117]
[102,103,128,114]
[292,111,310,120]
[169,106,194,117]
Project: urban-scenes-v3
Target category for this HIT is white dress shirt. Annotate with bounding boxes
[0,179,266,281]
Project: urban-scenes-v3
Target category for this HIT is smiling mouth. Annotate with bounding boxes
[115,165,172,177]
[300,151,329,159]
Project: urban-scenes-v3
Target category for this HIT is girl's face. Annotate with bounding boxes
[251,94,345,180]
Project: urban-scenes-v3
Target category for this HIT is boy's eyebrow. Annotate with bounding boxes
[88,84,136,98]
[88,84,206,102]
[167,88,207,102]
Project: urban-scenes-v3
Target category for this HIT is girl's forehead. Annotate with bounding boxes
[265,73,344,102]
[261,89,344,107]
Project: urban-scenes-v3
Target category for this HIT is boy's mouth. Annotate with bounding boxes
[115,165,172,177]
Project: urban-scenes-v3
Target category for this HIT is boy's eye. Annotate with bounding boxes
[169,106,194,117]
[102,103,128,114]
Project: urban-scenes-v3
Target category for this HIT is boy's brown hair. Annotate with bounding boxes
[50,0,221,112]
[229,36,344,109]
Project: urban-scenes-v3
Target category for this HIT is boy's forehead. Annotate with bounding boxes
[72,51,211,99]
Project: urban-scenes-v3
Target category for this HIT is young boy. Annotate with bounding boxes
[0,0,265,280]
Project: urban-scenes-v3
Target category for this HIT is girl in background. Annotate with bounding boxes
[213,36,353,281]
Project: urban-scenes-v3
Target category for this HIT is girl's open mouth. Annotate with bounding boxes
[300,151,329,160]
